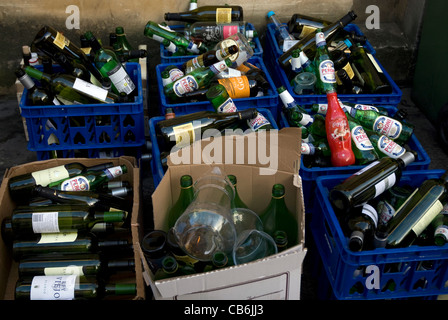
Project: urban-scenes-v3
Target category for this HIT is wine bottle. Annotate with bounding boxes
[164,5,244,23]
[185,21,256,43]
[346,203,378,251]
[206,84,272,131]
[140,229,170,274]
[8,162,113,202]
[228,174,248,209]
[344,105,414,145]
[32,25,103,84]
[287,13,331,39]
[202,251,231,272]
[113,43,147,63]
[164,58,232,101]
[24,66,120,105]
[314,29,337,94]
[154,256,196,280]
[156,108,258,151]
[114,26,138,62]
[329,151,418,214]
[167,175,195,229]
[182,45,239,73]
[432,210,448,246]
[259,184,298,248]
[47,165,127,191]
[216,73,269,99]
[380,171,448,248]
[267,11,296,50]
[325,91,355,167]
[8,204,126,235]
[14,275,136,300]
[15,68,57,106]
[278,11,357,69]
[17,253,135,278]
[84,31,137,98]
[12,232,131,261]
[273,230,288,252]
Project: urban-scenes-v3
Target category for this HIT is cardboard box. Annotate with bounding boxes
[0,156,145,300]
[138,127,307,300]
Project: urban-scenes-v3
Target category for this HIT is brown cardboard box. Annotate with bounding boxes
[137,127,307,300]
[0,156,145,300]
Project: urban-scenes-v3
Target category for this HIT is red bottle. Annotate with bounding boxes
[325,92,355,167]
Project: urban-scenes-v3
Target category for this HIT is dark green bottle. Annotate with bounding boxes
[167,175,195,229]
[164,5,244,23]
[273,230,288,252]
[259,184,298,248]
[313,29,337,94]
[202,251,231,272]
[228,174,248,209]
[432,212,448,246]
[154,256,196,280]
[114,26,138,62]
[15,68,56,106]
[345,111,379,165]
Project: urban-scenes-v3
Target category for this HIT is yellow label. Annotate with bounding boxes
[218,76,250,99]
[80,47,91,55]
[31,165,70,186]
[173,123,195,148]
[412,200,444,236]
[53,32,70,50]
[298,25,317,39]
[44,266,84,276]
[216,8,232,24]
[38,232,78,244]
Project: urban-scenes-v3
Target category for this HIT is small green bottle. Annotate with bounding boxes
[202,251,231,272]
[273,230,288,252]
[114,26,138,62]
[432,212,448,246]
[364,129,407,159]
[345,111,379,165]
[228,175,248,209]
[259,184,298,248]
[167,175,195,229]
[154,256,195,280]
[313,29,337,94]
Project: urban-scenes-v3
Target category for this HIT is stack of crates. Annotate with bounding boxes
[19,63,146,160]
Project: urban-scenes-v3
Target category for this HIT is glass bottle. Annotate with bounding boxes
[140,229,169,274]
[185,21,257,43]
[15,68,57,106]
[24,66,120,105]
[277,86,313,127]
[216,73,269,99]
[259,184,298,248]
[278,11,357,69]
[8,162,113,202]
[17,253,135,278]
[8,204,126,235]
[381,171,448,248]
[206,84,272,131]
[166,227,199,268]
[273,230,288,252]
[14,275,136,300]
[267,11,296,50]
[228,174,248,209]
[164,5,244,23]
[345,111,379,165]
[156,108,258,152]
[31,25,104,84]
[164,65,185,82]
[329,151,418,215]
[432,210,448,246]
[287,13,331,39]
[202,251,231,272]
[183,45,238,73]
[164,58,232,101]
[212,33,254,67]
[287,49,302,81]
[314,29,337,94]
[114,26,138,62]
[346,203,378,251]
[154,256,195,280]
[301,139,331,157]
[167,175,195,229]
[84,31,137,98]
[162,39,187,57]
[344,105,414,145]
[365,129,407,159]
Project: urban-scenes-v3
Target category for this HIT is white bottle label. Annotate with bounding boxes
[59,176,90,191]
[318,60,336,84]
[72,78,108,102]
[248,113,270,131]
[373,116,402,140]
[413,200,444,236]
[435,225,448,240]
[376,136,406,158]
[107,64,136,94]
[299,113,314,127]
[168,68,184,81]
[105,166,124,179]
[374,173,396,198]
[30,275,77,300]
[282,39,299,52]
[217,97,238,113]
[351,126,374,151]
[377,200,396,225]
[173,75,198,97]
[44,266,84,276]
[362,204,378,228]
[32,212,60,233]
[38,232,78,244]
[301,142,315,155]
[354,160,379,175]
[210,60,229,74]
[353,104,379,112]
[31,165,70,186]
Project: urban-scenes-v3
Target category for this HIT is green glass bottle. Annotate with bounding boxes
[287,13,331,39]
[346,203,378,251]
[8,162,113,203]
[432,211,448,246]
[228,175,248,209]
[167,175,195,229]
[8,204,125,236]
[273,230,288,252]
[164,58,232,101]
[314,29,337,94]
[345,111,379,165]
[15,68,57,105]
[344,105,414,145]
[24,66,120,105]
[114,26,138,62]
[164,5,244,23]
[140,229,169,274]
[17,253,135,278]
[381,171,448,248]
[47,165,127,191]
[329,151,418,215]
[154,256,195,280]
[259,184,298,248]
[278,86,312,128]
[14,275,136,300]
[84,31,137,97]
[183,45,239,73]
[162,39,187,56]
[364,129,407,159]
[301,140,331,157]
[202,251,231,272]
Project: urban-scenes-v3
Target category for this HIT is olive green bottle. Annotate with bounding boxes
[167,175,195,229]
[228,175,248,209]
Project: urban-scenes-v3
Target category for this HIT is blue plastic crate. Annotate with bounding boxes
[311,170,448,300]
[156,56,279,119]
[19,63,146,155]
[36,146,143,161]
[279,108,431,213]
[148,108,280,188]
[160,23,263,64]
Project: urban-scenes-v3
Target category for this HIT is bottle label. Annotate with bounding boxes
[351,126,374,151]
[298,25,318,39]
[328,118,351,142]
[318,60,336,84]
[172,122,195,148]
[105,166,124,179]
[374,173,396,198]
[190,56,204,69]
[187,42,200,54]
[373,116,402,140]
[315,104,328,114]
[377,136,406,158]
[299,113,314,127]
[217,97,238,113]
[44,266,84,276]
[32,212,60,233]
[377,200,396,225]
[435,225,448,240]
[353,104,379,112]
[210,60,229,74]
[30,275,77,300]
[291,56,302,72]
[222,25,239,39]
[301,142,315,155]
[315,32,326,47]
[367,52,384,74]
[59,176,90,191]
[216,8,232,24]
[168,68,184,81]
[157,24,175,33]
[107,64,136,94]
[53,32,70,50]
[362,204,378,228]
[354,160,379,175]
[38,232,78,244]
[73,78,108,102]
[173,75,198,97]
[31,165,70,186]
[282,39,299,52]
[248,112,270,131]
[413,200,444,236]
[217,76,250,99]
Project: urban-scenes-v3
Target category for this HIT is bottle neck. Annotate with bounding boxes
[104,283,136,296]
[94,211,126,223]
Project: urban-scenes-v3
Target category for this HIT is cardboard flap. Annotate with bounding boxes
[166,128,302,175]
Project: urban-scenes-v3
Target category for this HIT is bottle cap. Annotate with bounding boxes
[399,151,417,167]
[267,11,275,18]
